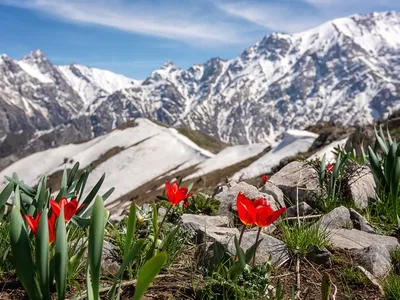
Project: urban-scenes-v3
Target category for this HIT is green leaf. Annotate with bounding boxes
[117,239,146,279]
[102,187,115,201]
[55,208,68,300]
[77,173,105,215]
[124,204,137,260]
[0,182,14,209]
[35,176,47,212]
[67,162,80,188]
[375,127,389,155]
[6,175,36,197]
[36,208,50,299]
[61,168,68,191]
[88,195,105,299]
[234,236,246,270]
[160,224,180,251]
[133,252,167,300]
[76,170,89,201]
[13,185,21,210]
[245,238,263,264]
[10,207,42,300]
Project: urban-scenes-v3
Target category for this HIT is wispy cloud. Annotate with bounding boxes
[216,1,324,33]
[2,0,400,46]
[1,0,259,46]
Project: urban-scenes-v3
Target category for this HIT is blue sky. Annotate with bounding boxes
[1,0,399,79]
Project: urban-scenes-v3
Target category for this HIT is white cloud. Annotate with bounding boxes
[1,0,258,46]
[217,1,326,33]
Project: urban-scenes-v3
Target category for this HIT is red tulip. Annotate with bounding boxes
[48,212,56,244]
[326,163,335,173]
[25,212,42,235]
[237,192,286,227]
[261,175,268,184]
[237,192,257,226]
[50,197,85,222]
[255,204,286,227]
[165,182,191,206]
[25,212,56,244]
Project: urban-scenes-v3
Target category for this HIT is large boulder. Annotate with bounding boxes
[320,206,352,229]
[353,245,391,278]
[344,166,376,209]
[269,161,320,206]
[225,231,289,266]
[214,181,284,220]
[330,229,400,251]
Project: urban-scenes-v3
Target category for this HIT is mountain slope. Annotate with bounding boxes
[1,11,400,168]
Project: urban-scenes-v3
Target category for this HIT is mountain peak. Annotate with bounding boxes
[22,49,48,63]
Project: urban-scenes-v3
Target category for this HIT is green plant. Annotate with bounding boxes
[185,192,220,216]
[384,274,400,300]
[200,236,269,299]
[314,152,350,211]
[280,221,330,258]
[341,267,369,288]
[367,127,400,225]
[392,248,400,275]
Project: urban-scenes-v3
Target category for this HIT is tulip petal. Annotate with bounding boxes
[253,197,268,208]
[50,200,61,217]
[256,206,286,227]
[237,192,256,226]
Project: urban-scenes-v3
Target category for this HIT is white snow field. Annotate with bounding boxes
[231,130,318,181]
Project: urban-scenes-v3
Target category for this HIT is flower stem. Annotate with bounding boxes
[158,204,173,236]
[238,225,246,246]
[252,227,262,267]
[151,204,172,258]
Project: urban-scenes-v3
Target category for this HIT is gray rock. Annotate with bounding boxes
[353,245,391,278]
[181,214,234,244]
[269,161,320,206]
[225,231,290,266]
[286,202,314,218]
[306,245,331,267]
[320,206,352,229]
[214,181,283,220]
[101,241,121,276]
[330,229,400,251]
[259,181,285,208]
[349,208,375,233]
[346,166,376,209]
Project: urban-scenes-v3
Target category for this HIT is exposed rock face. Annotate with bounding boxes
[259,181,285,207]
[269,161,320,206]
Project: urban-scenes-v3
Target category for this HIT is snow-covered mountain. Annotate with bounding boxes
[1,11,400,169]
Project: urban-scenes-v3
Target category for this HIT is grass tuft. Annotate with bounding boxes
[384,274,400,300]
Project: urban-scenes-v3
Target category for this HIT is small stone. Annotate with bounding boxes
[353,245,391,278]
[320,206,352,229]
[101,241,121,276]
[349,208,375,233]
[305,245,331,267]
[286,202,314,218]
